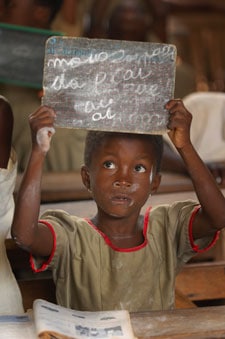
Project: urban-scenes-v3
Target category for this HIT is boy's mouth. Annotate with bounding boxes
[111,194,133,206]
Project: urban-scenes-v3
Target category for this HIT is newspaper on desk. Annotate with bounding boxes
[0,313,36,339]
[0,299,135,339]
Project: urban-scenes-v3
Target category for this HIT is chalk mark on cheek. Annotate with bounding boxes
[149,168,153,184]
[129,183,140,193]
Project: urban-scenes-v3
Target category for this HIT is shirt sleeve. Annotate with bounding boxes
[188,205,219,253]
[168,200,219,267]
[30,209,77,272]
[30,219,56,273]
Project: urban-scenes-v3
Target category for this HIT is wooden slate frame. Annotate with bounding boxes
[42,37,177,134]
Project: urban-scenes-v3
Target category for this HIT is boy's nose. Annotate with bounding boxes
[113,180,131,188]
[113,166,132,188]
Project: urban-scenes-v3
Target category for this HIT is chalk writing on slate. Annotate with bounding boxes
[42,37,177,134]
[0,23,61,89]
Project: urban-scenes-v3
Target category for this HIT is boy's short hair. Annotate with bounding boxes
[84,131,163,173]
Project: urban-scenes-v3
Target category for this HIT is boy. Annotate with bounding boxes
[0,95,24,314]
[12,99,225,312]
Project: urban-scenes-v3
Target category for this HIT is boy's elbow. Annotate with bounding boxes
[11,225,34,252]
[209,216,225,232]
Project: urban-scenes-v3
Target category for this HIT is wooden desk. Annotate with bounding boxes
[16,170,225,203]
[176,261,225,304]
[131,305,225,338]
[15,172,195,203]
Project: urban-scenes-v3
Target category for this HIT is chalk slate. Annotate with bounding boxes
[42,37,177,134]
[0,23,61,89]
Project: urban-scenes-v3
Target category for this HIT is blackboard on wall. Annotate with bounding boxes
[0,23,61,89]
[42,37,177,134]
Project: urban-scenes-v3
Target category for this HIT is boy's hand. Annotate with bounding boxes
[166,99,192,149]
[29,105,56,154]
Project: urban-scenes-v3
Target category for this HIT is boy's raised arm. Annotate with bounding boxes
[11,106,56,257]
[166,99,225,239]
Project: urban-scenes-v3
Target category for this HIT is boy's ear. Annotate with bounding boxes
[81,165,91,190]
[151,173,161,194]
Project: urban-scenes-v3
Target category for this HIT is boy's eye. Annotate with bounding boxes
[103,161,116,169]
[134,164,146,173]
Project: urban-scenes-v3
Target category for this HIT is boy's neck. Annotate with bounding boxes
[91,214,144,248]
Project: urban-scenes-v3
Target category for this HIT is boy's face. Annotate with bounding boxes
[82,134,161,219]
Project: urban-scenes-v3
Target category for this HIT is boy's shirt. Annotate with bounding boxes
[31,201,218,312]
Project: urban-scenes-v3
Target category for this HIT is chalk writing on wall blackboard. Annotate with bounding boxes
[42,37,177,134]
[0,23,61,89]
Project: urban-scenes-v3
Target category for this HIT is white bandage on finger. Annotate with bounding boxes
[36,127,55,153]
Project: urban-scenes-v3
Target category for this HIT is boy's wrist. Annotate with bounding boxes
[30,146,47,161]
[176,142,194,157]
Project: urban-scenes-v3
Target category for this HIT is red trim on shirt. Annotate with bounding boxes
[29,220,56,273]
[189,205,220,253]
[85,208,150,252]
[143,206,151,236]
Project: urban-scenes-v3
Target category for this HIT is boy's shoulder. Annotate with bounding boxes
[148,200,199,228]
[40,209,86,226]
